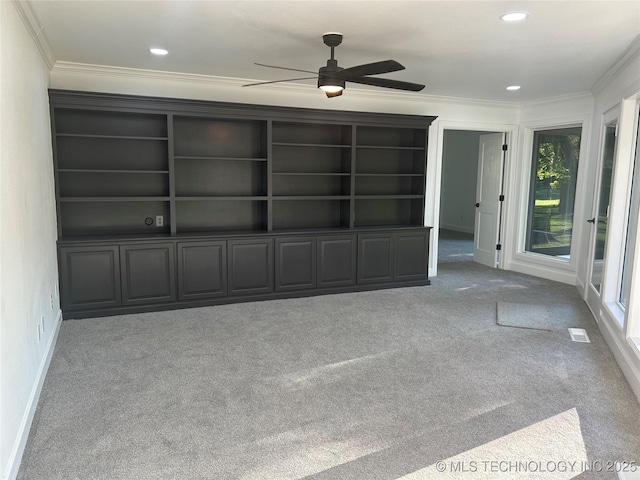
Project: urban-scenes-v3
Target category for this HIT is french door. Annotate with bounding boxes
[586,115,618,314]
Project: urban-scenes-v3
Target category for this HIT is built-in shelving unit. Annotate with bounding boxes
[172,116,268,233]
[271,121,352,230]
[53,108,170,236]
[354,125,427,227]
[50,90,436,318]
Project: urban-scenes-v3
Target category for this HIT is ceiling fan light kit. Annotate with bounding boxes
[244,32,425,97]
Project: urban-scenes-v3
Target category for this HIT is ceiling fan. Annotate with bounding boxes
[242,33,425,98]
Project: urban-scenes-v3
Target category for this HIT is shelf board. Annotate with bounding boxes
[57,133,168,141]
[60,196,170,202]
[58,169,169,174]
[272,172,350,176]
[174,156,267,162]
[175,196,268,201]
[355,173,423,177]
[355,195,423,199]
[273,196,350,201]
[356,145,425,151]
[272,142,351,148]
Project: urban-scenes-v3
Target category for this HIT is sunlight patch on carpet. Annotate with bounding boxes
[276,350,396,390]
[397,408,588,479]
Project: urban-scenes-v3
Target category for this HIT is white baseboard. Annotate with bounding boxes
[3,310,62,480]
[506,258,576,285]
[576,275,586,297]
[597,312,640,403]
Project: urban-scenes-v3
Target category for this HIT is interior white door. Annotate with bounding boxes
[473,133,504,267]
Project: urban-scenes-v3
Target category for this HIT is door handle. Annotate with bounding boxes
[587,218,595,224]
[475,203,480,208]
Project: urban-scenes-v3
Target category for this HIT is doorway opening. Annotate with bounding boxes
[438,129,506,268]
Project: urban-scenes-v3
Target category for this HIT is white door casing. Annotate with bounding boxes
[474,132,504,267]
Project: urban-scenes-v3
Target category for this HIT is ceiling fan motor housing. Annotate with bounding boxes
[318,59,345,91]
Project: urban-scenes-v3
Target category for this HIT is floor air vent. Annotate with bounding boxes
[568,328,591,343]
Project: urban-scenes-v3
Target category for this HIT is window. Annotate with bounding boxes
[590,122,617,293]
[619,115,640,309]
[525,127,582,258]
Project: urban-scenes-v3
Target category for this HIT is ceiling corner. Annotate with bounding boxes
[12,0,56,70]
[591,34,640,96]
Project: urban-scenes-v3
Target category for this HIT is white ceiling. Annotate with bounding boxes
[28,0,640,103]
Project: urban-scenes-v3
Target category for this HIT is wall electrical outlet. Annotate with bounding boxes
[156,215,164,227]
[50,294,54,310]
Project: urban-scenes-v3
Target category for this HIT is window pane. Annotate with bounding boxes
[619,115,640,308]
[526,127,582,258]
[590,123,617,293]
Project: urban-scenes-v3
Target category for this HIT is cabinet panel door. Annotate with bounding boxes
[394,231,429,281]
[275,237,316,292]
[357,234,394,284]
[177,241,226,300]
[120,243,176,306]
[227,238,274,295]
[59,246,121,310]
[317,235,356,287]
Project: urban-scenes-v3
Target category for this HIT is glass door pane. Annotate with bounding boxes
[590,123,617,293]
[619,115,640,308]
[525,127,582,258]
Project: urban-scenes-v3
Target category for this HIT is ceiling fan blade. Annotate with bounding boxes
[346,76,425,92]
[338,60,405,79]
[254,62,319,76]
[325,89,343,98]
[242,76,318,87]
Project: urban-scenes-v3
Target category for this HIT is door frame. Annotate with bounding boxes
[429,121,518,277]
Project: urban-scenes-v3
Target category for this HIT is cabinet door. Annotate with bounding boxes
[275,237,316,292]
[357,233,394,284]
[227,238,274,295]
[59,246,121,310]
[317,235,356,287]
[394,231,429,281]
[120,243,176,306]
[177,241,226,300]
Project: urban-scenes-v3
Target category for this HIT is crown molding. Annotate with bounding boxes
[12,0,56,70]
[519,91,594,109]
[591,34,640,96]
[51,61,521,110]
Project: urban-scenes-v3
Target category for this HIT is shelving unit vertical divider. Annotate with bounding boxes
[167,114,177,235]
[349,124,357,228]
[49,105,63,238]
[267,120,273,232]
[419,127,428,223]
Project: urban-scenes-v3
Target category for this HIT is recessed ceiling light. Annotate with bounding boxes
[506,85,521,91]
[150,48,168,56]
[500,12,528,22]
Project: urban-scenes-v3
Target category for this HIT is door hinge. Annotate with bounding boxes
[496,244,502,251]
[502,144,508,151]
[499,194,505,201]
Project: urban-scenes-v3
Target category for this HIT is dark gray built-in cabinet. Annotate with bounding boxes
[50,90,435,318]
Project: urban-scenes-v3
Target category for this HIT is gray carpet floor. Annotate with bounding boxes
[17,237,640,479]
[437,229,474,264]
